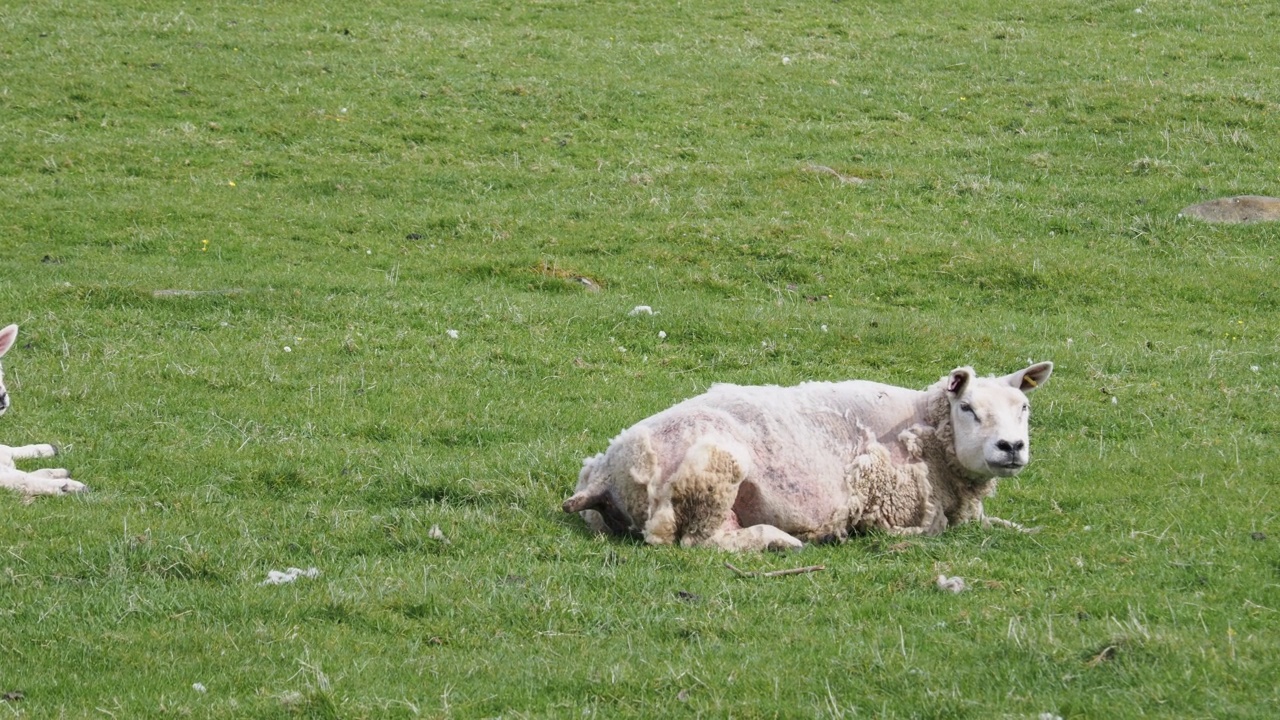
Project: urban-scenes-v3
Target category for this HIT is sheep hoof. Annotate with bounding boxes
[26,477,89,495]
[704,524,803,552]
[758,527,805,551]
[982,515,1038,533]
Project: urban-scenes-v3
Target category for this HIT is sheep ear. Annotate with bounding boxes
[1004,361,1053,393]
[946,367,974,396]
[0,324,17,358]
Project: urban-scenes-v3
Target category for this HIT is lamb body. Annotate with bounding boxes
[564,363,1052,551]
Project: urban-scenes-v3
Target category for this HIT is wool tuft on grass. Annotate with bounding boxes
[260,567,321,585]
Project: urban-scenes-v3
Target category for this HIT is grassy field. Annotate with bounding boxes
[2,0,1279,716]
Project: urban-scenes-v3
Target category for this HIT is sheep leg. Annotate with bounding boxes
[643,440,745,547]
[642,440,803,552]
[0,468,88,495]
[0,445,87,495]
[981,515,1040,534]
[3,443,58,462]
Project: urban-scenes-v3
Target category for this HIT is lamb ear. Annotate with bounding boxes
[0,324,17,358]
[946,367,974,396]
[1004,361,1053,393]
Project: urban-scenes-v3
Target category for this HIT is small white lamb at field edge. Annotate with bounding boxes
[0,323,89,496]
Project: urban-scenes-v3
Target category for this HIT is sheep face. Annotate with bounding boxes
[946,362,1053,479]
[0,324,17,416]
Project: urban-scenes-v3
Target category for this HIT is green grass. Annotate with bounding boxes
[2,0,1279,716]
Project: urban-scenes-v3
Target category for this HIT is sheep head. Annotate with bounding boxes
[0,324,17,416]
[945,362,1053,479]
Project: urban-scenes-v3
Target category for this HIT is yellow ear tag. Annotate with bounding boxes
[1024,376,1038,388]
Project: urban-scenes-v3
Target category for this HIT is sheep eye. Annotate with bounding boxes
[958,402,979,419]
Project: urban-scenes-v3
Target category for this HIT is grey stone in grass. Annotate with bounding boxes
[1178,195,1280,224]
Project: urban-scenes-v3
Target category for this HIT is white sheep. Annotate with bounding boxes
[563,362,1052,551]
[0,324,88,496]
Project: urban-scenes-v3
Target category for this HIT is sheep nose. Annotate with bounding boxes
[995,439,1025,453]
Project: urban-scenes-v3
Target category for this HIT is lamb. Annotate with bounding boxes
[563,362,1052,551]
[1,323,88,496]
